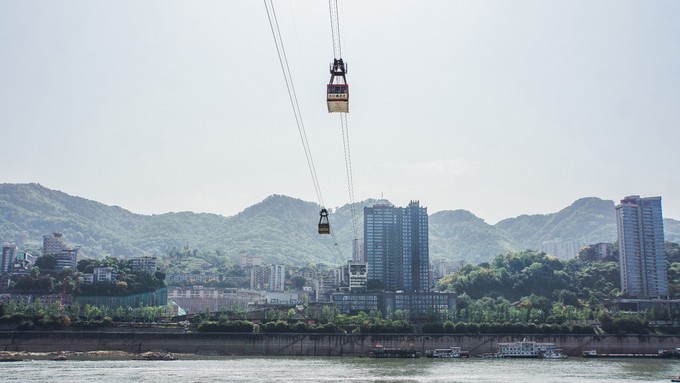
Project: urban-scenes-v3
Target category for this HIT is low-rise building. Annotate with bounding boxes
[264,291,299,305]
[80,274,95,284]
[348,261,367,292]
[55,249,79,271]
[93,267,117,283]
[168,286,266,314]
[11,251,36,275]
[238,252,263,268]
[166,273,220,284]
[331,291,457,319]
[132,256,157,274]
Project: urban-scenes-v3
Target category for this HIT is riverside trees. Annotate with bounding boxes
[435,248,679,334]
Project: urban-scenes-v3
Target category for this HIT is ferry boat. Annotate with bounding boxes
[542,348,567,359]
[369,343,420,358]
[497,339,554,358]
[425,346,468,358]
[479,352,503,358]
[582,349,662,358]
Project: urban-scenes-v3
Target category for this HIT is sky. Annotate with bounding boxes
[1,0,679,224]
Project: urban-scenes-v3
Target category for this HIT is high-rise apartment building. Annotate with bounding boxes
[43,232,68,256]
[364,201,429,292]
[268,264,286,292]
[42,232,79,270]
[616,195,668,298]
[250,264,286,292]
[1,244,17,273]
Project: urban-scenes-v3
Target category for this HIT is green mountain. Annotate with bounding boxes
[664,218,680,244]
[1,184,679,266]
[494,197,618,250]
[429,210,518,264]
[0,184,369,265]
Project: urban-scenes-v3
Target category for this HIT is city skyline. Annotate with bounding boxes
[1,1,679,225]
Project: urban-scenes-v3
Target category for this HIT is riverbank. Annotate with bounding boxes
[1,332,679,357]
[0,349,182,361]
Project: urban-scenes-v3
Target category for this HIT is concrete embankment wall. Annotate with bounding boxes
[1,332,678,356]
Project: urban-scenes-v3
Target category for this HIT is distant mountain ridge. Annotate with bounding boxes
[495,197,619,250]
[1,183,679,266]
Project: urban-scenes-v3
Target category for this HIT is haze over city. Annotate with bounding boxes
[1,1,679,223]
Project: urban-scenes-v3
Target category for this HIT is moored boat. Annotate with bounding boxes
[479,352,503,358]
[369,343,420,358]
[497,339,554,358]
[582,349,663,358]
[543,348,567,359]
[425,346,466,358]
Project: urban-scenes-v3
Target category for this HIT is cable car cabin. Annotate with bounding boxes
[318,208,330,234]
[327,58,348,113]
[327,84,349,113]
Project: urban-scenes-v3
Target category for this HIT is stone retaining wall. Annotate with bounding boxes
[0,332,678,356]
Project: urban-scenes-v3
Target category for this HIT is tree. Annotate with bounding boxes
[35,255,57,271]
[291,276,306,290]
[77,259,96,273]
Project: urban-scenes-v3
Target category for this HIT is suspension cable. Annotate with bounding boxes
[328,0,342,59]
[264,0,344,258]
[340,113,358,241]
[264,0,324,208]
[328,0,359,242]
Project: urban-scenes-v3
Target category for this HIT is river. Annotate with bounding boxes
[2,356,678,382]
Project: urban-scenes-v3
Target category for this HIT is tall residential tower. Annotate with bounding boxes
[364,201,429,292]
[616,195,668,298]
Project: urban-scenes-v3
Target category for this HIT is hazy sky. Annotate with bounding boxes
[1,1,679,223]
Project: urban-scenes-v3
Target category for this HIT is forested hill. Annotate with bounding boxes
[1,183,679,266]
[494,197,619,250]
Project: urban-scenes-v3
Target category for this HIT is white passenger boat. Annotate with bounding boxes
[497,339,555,358]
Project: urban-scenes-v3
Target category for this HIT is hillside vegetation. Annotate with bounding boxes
[2,183,680,266]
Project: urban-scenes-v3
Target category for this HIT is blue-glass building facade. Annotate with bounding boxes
[364,201,429,292]
[616,195,668,298]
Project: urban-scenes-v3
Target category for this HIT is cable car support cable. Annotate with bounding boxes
[340,113,359,242]
[328,0,359,243]
[264,0,324,208]
[264,0,344,253]
[328,0,342,59]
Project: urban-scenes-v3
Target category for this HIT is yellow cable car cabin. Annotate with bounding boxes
[318,208,330,234]
[327,58,348,113]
